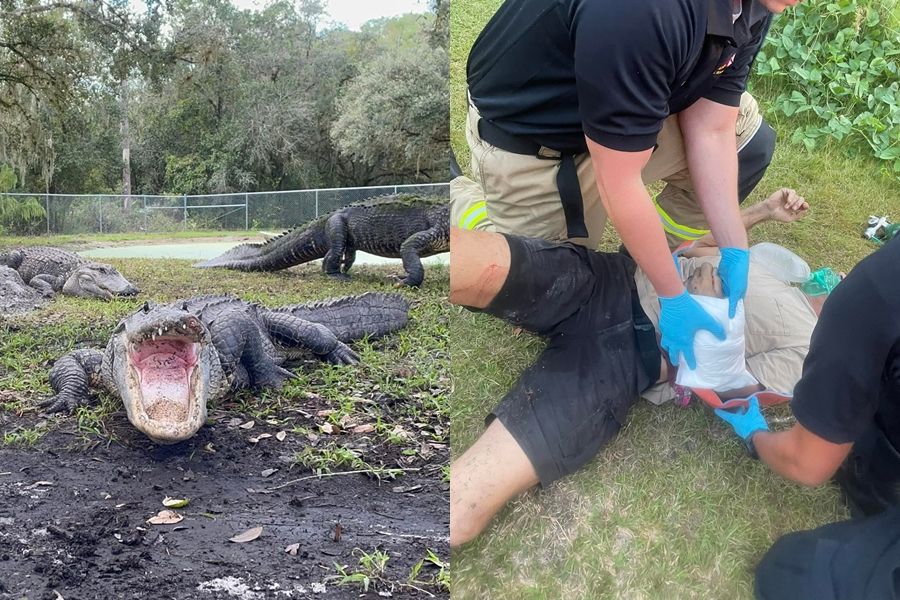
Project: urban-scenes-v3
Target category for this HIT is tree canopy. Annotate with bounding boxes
[0,0,449,194]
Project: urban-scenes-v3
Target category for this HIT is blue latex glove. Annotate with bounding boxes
[714,395,769,441]
[658,290,726,369]
[719,247,750,319]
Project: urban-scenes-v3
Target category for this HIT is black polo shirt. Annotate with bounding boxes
[791,237,900,448]
[467,0,773,153]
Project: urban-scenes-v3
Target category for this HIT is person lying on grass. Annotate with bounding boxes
[450,188,818,547]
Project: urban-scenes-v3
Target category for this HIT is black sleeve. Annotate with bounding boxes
[572,0,688,152]
[791,240,900,444]
[704,15,773,107]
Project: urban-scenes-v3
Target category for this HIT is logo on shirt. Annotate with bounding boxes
[714,53,736,76]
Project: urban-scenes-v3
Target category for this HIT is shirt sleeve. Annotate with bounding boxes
[790,246,900,444]
[572,0,686,152]
[704,14,773,107]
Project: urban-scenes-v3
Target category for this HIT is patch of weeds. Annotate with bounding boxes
[75,394,120,441]
[409,549,450,592]
[2,425,45,447]
[293,443,404,480]
[332,548,391,594]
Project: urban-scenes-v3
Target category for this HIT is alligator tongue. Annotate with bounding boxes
[134,343,196,422]
[140,365,191,421]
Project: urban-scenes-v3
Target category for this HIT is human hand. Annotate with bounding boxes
[714,395,769,441]
[763,188,809,223]
[718,247,749,318]
[658,290,726,369]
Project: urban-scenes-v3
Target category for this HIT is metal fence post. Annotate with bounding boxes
[394,185,398,194]
[45,193,50,234]
[183,194,187,230]
[315,189,319,218]
[98,196,103,234]
[245,193,249,230]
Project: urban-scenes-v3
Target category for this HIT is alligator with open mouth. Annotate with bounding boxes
[0,246,139,300]
[41,292,410,443]
[196,194,449,287]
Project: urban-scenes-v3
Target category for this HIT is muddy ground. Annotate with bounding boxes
[0,415,448,600]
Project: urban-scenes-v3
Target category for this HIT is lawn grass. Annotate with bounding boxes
[0,229,257,249]
[450,2,899,598]
[0,255,449,484]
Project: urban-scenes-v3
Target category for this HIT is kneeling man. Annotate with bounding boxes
[450,189,817,547]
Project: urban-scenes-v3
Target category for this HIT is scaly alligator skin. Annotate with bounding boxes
[0,246,139,300]
[0,266,47,315]
[41,293,410,444]
[196,194,449,287]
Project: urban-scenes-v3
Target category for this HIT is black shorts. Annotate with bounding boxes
[479,234,656,486]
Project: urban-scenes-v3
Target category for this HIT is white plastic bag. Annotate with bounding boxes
[675,295,758,392]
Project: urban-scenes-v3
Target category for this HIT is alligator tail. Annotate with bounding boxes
[195,218,328,271]
[271,292,410,342]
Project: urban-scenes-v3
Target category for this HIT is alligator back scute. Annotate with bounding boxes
[274,292,410,342]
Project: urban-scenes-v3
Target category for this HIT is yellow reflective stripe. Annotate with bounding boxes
[653,198,710,241]
[459,201,488,230]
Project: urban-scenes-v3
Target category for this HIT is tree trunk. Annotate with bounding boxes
[120,78,132,208]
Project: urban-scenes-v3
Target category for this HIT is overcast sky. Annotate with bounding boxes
[231,0,429,30]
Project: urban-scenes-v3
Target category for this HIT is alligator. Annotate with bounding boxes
[40,292,410,444]
[0,266,47,315]
[0,246,139,300]
[196,194,449,287]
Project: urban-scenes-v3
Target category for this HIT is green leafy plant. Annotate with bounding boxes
[755,0,900,177]
[0,164,46,234]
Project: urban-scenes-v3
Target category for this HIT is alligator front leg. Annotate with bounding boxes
[397,226,444,287]
[322,213,350,280]
[261,312,359,364]
[40,349,105,413]
[207,312,296,390]
[29,274,59,298]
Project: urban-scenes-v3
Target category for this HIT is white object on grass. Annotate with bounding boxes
[749,242,811,284]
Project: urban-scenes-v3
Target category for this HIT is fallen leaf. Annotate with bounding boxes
[333,522,342,542]
[147,510,183,525]
[239,420,255,430]
[261,468,279,477]
[392,485,423,494]
[248,433,272,444]
[227,418,243,428]
[24,480,54,490]
[306,432,320,443]
[352,423,375,434]
[229,526,263,543]
[204,442,216,453]
[275,431,287,441]
[320,423,335,434]
[316,409,334,417]
[162,497,190,508]
[285,543,300,555]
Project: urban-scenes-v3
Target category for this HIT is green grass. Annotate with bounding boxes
[0,255,450,482]
[0,229,257,249]
[450,2,899,598]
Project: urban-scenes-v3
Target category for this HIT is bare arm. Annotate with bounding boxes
[679,98,747,250]
[753,423,852,486]
[587,138,683,297]
[681,188,810,257]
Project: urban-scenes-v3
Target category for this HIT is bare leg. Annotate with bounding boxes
[449,227,511,309]
[450,419,540,547]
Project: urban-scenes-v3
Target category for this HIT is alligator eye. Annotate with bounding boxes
[142,302,150,313]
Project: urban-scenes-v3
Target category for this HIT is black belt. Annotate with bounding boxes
[477,118,589,239]
[629,285,661,386]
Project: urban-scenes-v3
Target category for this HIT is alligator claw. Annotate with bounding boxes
[38,394,91,414]
[325,343,359,365]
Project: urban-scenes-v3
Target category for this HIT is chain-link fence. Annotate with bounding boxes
[0,183,449,236]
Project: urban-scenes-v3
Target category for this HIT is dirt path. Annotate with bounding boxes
[0,421,448,599]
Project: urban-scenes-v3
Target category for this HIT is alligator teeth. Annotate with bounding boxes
[158,327,164,337]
